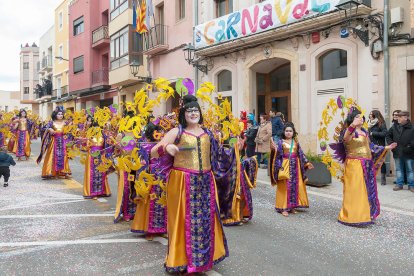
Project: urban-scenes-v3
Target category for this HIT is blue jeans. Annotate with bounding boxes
[395,157,414,187]
[256,152,268,166]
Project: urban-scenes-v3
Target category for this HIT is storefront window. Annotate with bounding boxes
[217,70,232,92]
[319,49,348,80]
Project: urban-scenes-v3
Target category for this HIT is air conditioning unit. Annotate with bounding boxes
[391,7,404,24]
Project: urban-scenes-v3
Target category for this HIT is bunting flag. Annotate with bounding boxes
[136,0,148,34]
[132,0,137,31]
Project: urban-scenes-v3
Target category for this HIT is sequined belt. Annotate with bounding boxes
[283,153,298,158]
[172,166,211,175]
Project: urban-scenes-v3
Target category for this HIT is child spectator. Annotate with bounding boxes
[0,146,16,187]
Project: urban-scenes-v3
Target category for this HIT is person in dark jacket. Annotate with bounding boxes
[368,110,388,185]
[0,146,16,187]
[386,110,414,192]
[244,120,258,158]
[269,110,284,143]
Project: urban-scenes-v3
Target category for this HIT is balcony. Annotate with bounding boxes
[92,25,109,49]
[40,56,53,73]
[143,24,168,55]
[92,68,109,86]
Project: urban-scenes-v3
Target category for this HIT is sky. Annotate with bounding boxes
[0,0,62,91]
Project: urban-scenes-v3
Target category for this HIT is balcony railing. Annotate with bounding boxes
[143,24,168,55]
[61,85,69,98]
[41,56,53,71]
[92,25,109,48]
[92,68,109,86]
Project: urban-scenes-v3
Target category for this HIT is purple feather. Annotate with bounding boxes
[329,142,346,163]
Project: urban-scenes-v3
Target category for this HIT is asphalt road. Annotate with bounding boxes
[0,139,413,275]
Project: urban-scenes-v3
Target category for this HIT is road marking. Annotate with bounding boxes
[62,178,83,189]
[0,199,85,211]
[153,236,168,246]
[206,271,223,276]
[256,179,414,217]
[0,213,114,219]
[0,238,146,247]
[97,198,108,203]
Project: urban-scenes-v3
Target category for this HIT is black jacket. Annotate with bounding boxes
[0,152,16,167]
[244,126,258,147]
[386,121,414,159]
[271,116,284,137]
[368,123,387,146]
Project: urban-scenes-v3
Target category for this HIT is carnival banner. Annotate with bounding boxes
[194,0,341,49]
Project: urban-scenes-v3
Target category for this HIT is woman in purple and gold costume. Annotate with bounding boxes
[12,109,32,160]
[336,108,396,226]
[82,123,111,199]
[271,122,313,217]
[151,95,240,274]
[37,107,72,179]
[130,122,168,238]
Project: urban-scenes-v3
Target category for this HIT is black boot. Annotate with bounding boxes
[4,182,8,187]
[381,173,386,186]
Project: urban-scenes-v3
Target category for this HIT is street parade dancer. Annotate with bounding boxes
[151,95,236,273]
[37,107,72,179]
[270,122,313,217]
[12,109,33,160]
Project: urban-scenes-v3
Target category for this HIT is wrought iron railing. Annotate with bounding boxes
[41,56,53,69]
[92,25,109,44]
[92,68,109,85]
[143,24,168,51]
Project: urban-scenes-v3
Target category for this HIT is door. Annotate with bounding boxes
[410,71,414,116]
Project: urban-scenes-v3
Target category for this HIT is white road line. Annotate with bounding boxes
[256,179,414,217]
[0,213,114,219]
[0,199,85,211]
[205,270,223,276]
[153,236,168,246]
[0,238,147,247]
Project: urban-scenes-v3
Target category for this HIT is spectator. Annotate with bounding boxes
[269,110,284,143]
[255,114,272,169]
[368,110,388,185]
[387,110,414,192]
[244,120,258,158]
[0,146,16,187]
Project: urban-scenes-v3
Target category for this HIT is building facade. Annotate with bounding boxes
[69,0,112,111]
[37,26,55,120]
[0,91,31,112]
[389,0,414,117]
[194,0,383,152]
[19,43,40,113]
[53,0,71,111]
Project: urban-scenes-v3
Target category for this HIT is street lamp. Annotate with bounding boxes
[55,56,69,62]
[336,0,370,47]
[129,61,152,83]
[183,43,209,74]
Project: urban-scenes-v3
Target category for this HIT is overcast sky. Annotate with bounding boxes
[0,0,62,91]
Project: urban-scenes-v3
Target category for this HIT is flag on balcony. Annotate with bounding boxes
[135,0,148,34]
[146,0,154,30]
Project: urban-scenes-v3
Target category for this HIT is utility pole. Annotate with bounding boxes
[384,0,390,124]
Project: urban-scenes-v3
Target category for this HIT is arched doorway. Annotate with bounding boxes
[253,58,291,121]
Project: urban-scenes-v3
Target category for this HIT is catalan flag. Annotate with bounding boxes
[136,0,148,34]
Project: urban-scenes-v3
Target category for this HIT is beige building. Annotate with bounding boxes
[194,0,384,152]
[0,91,31,112]
[53,0,72,111]
[20,43,40,113]
[389,0,414,117]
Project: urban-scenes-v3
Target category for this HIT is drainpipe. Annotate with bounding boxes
[193,0,199,89]
[383,0,391,175]
[384,0,390,123]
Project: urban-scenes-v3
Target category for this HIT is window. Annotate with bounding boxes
[23,62,29,69]
[110,27,129,69]
[24,87,29,94]
[217,70,232,92]
[5,106,8,112]
[216,0,233,17]
[319,49,348,80]
[73,16,84,36]
[110,0,128,21]
[177,0,185,20]
[257,73,265,93]
[58,45,63,61]
[218,96,232,111]
[58,12,63,30]
[270,64,291,91]
[73,56,84,74]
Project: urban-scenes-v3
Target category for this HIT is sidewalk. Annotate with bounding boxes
[256,168,414,213]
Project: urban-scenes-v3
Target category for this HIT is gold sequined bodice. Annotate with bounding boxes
[345,135,372,159]
[90,136,104,147]
[52,121,65,133]
[282,140,297,154]
[173,132,211,172]
[18,120,27,131]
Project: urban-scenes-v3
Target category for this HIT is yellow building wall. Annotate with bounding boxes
[53,0,70,87]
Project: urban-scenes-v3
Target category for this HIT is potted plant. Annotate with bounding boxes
[305,151,332,187]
